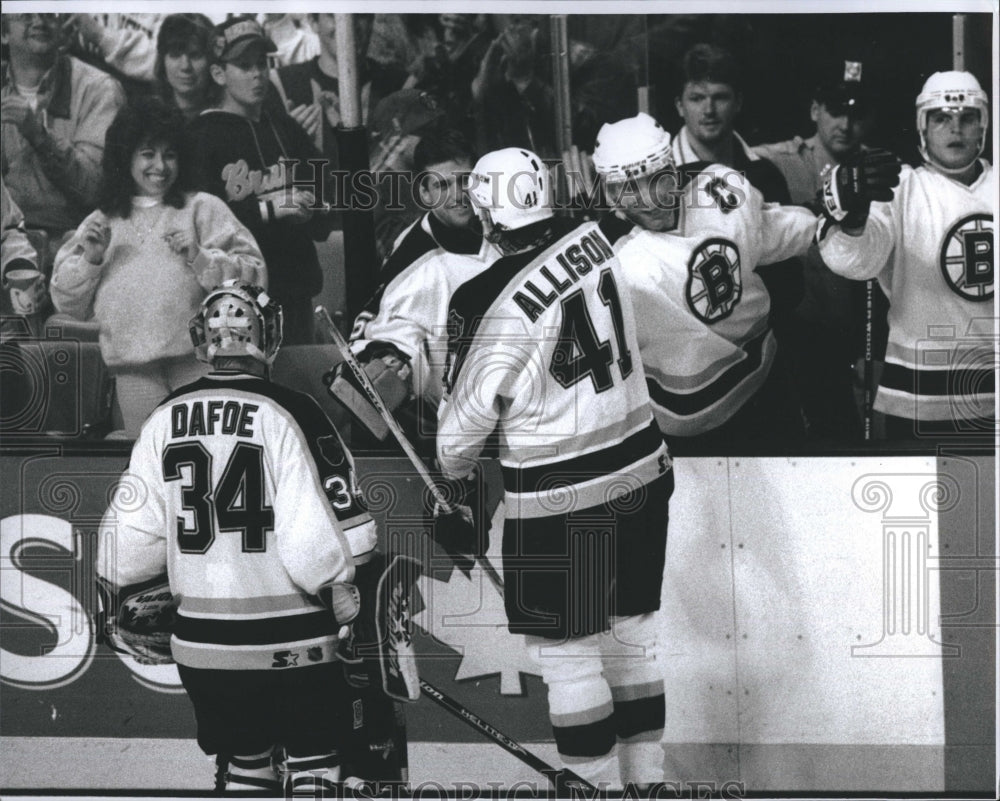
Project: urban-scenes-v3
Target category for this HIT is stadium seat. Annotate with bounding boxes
[43,313,101,343]
[0,337,114,438]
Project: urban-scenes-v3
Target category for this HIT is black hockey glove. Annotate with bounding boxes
[429,472,488,576]
[821,148,901,232]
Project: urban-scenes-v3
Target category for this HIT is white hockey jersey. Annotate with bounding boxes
[350,212,498,408]
[819,161,995,421]
[614,165,816,435]
[98,373,377,671]
[438,217,670,520]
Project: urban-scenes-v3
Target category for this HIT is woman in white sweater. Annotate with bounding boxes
[51,98,266,436]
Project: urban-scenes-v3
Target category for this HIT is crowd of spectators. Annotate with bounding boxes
[0,11,993,443]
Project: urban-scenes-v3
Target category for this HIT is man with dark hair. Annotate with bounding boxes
[672,42,791,202]
[672,43,806,439]
[331,127,497,451]
[189,16,334,345]
[1,12,124,245]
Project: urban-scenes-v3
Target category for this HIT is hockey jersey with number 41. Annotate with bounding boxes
[438,217,669,520]
[98,373,377,671]
[819,161,995,421]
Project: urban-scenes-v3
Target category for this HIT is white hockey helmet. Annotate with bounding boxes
[466,147,553,238]
[190,280,283,366]
[916,70,990,168]
[592,112,675,184]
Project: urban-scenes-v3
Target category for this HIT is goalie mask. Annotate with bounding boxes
[916,70,989,171]
[467,147,553,254]
[190,280,283,366]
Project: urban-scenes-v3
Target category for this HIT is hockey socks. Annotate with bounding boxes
[527,634,622,788]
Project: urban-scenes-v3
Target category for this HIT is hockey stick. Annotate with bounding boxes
[863,279,874,441]
[315,306,505,595]
[418,679,596,793]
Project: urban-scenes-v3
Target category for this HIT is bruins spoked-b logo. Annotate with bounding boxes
[686,238,742,322]
[940,214,993,302]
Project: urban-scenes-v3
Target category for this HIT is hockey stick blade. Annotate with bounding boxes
[418,679,596,793]
[316,306,505,596]
[315,306,452,511]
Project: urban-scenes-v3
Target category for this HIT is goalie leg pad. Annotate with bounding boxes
[376,555,423,702]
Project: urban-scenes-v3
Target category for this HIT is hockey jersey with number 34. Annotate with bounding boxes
[98,373,377,670]
[819,161,995,421]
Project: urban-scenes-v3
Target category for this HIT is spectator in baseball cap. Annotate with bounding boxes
[210,16,277,65]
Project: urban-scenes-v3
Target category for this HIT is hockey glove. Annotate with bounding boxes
[96,575,177,666]
[325,341,414,440]
[327,553,383,666]
[430,473,488,576]
[821,148,901,232]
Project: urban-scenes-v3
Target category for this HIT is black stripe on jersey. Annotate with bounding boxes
[502,420,662,493]
[175,610,335,645]
[446,217,585,389]
[160,375,368,523]
[881,363,996,398]
[645,328,768,416]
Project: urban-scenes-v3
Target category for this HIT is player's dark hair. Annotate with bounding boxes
[413,127,476,174]
[97,98,193,219]
[680,43,742,94]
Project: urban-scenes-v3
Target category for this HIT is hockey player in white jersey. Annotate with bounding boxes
[818,70,993,437]
[96,281,383,794]
[591,112,818,441]
[331,129,498,451]
[438,147,673,789]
